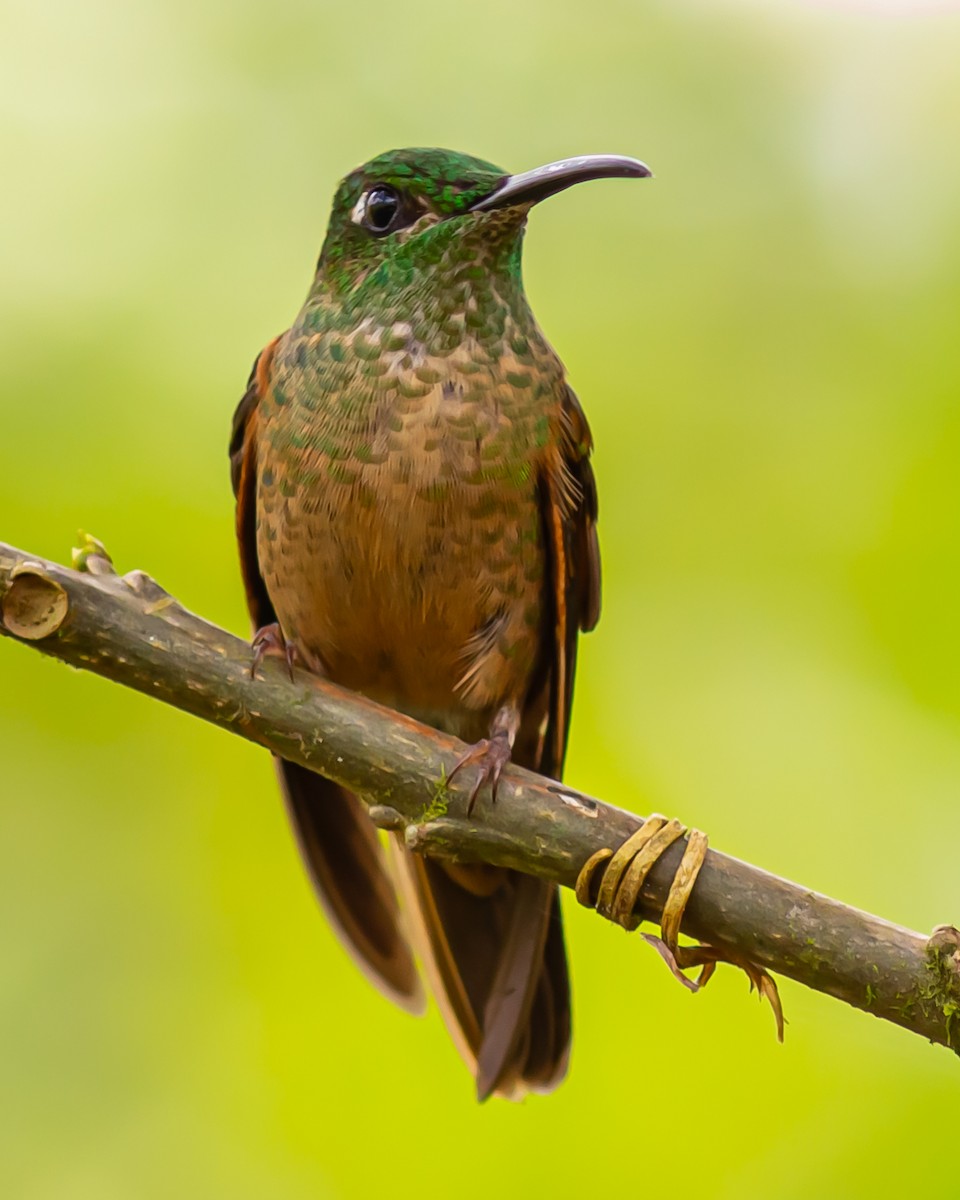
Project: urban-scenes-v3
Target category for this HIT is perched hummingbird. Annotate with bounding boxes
[230,148,649,1099]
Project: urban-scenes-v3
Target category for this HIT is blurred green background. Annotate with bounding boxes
[2,0,959,1196]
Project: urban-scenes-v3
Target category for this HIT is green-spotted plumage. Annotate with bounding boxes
[230,147,648,1099]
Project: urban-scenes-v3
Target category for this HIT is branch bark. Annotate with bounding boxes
[1,539,957,1056]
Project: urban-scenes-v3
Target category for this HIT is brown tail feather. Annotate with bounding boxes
[475,873,553,1100]
[390,840,571,1099]
[520,893,571,1091]
[277,760,423,1013]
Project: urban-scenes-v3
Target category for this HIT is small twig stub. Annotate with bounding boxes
[1,565,69,640]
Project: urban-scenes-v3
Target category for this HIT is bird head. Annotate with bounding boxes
[315,147,650,308]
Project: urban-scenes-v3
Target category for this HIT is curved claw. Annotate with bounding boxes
[250,622,299,681]
[448,732,513,816]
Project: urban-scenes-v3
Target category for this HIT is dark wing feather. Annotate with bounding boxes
[231,340,422,1012]
[539,384,601,780]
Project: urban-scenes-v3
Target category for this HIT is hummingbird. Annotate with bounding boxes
[229,148,650,1099]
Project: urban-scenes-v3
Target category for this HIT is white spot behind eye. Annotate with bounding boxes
[350,193,368,226]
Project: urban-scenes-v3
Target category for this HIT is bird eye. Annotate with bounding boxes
[363,185,401,235]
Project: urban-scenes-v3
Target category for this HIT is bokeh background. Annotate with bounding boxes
[2,0,959,1196]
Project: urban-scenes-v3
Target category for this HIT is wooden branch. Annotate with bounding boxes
[1,538,958,1056]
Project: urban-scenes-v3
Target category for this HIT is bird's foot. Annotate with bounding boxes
[448,732,513,816]
[250,622,299,681]
[447,704,520,816]
[644,938,785,1040]
[576,816,784,1039]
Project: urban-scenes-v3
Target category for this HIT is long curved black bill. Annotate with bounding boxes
[470,154,651,212]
